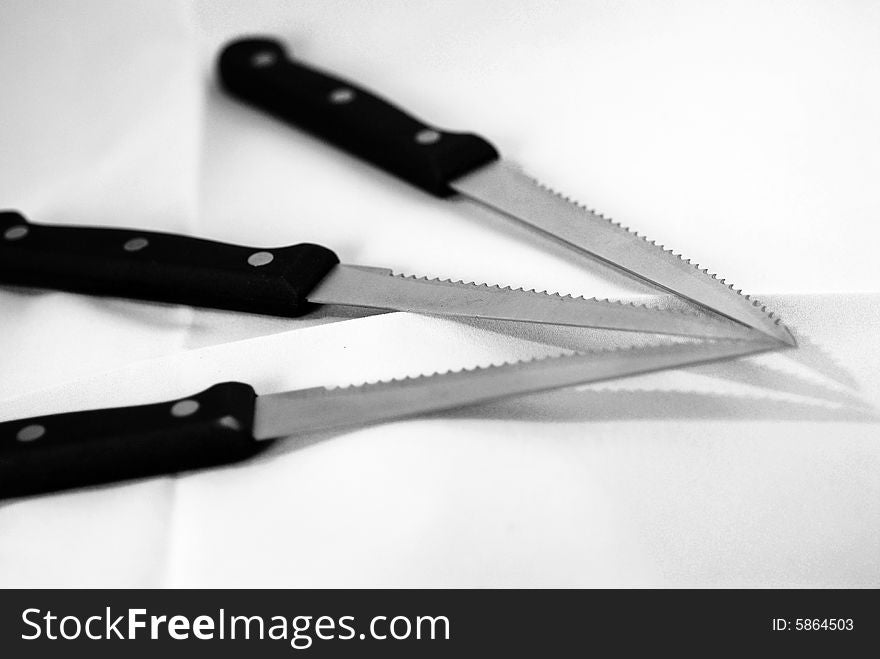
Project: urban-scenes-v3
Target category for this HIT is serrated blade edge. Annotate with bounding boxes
[309,264,763,340]
[450,160,795,346]
[253,338,779,438]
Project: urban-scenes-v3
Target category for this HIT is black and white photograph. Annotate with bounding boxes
[0,0,878,651]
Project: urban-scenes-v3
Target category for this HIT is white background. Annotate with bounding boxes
[0,1,878,586]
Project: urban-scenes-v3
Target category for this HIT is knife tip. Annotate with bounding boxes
[776,323,798,347]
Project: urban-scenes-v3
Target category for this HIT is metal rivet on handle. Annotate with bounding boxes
[4,225,28,241]
[415,129,441,145]
[329,87,356,104]
[218,415,242,431]
[171,400,199,418]
[247,251,274,267]
[250,51,277,68]
[17,424,45,442]
[123,237,149,252]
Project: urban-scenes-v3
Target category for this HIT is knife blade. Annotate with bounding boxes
[0,337,779,498]
[217,37,795,346]
[0,211,760,339]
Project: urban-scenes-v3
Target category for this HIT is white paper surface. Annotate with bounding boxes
[1,1,878,587]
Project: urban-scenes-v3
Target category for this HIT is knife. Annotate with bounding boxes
[0,211,759,339]
[0,337,779,499]
[217,37,795,346]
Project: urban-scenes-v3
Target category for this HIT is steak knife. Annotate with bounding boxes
[0,337,778,499]
[0,211,758,339]
[217,37,794,346]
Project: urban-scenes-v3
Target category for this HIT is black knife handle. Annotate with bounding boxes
[0,211,339,317]
[218,37,499,197]
[0,382,264,499]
